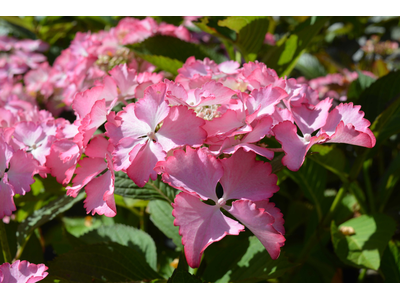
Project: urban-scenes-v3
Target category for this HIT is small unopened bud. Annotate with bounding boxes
[339,226,355,236]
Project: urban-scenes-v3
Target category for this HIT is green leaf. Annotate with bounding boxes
[225,237,292,282]
[262,17,329,77]
[236,18,269,61]
[218,16,269,61]
[62,215,113,237]
[43,242,162,282]
[356,71,400,124]
[380,240,400,282]
[331,213,396,270]
[16,193,85,250]
[148,200,182,251]
[80,224,157,270]
[333,194,360,224]
[294,53,327,79]
[284,158,327,220]
[366,72,400,157]
[167,252,203,283]
[133,55,182,76]
[194,17,237,41]
[377,151,400,211]
[114,172,178,203]
[201,235,250,282]
[309,144,347,182]
[347,71,377,101]
[129,35,220,74]
[0,16,35,32]
[218,16,262,33]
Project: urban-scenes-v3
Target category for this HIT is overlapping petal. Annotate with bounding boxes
[227,199,285,259]
[172,193,244,268]
[155,147,223,201]
[219,148,279,201]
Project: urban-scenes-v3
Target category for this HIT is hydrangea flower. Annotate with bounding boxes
[155,147,284,268]
[0,260,48,283]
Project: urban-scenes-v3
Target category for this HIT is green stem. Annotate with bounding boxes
[363,160,376,213]
[323,184,349,227]
[0,221,12,263]
[358,269,367,282]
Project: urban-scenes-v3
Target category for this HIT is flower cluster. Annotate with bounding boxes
[62,57,374,267]
[0,27,376,271]
[21,17,192,113]
[297,69,376,101]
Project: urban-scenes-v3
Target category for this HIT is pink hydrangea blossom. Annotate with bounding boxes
[155,147,284,268]
[107,82,207,187]
[0,260,48,283]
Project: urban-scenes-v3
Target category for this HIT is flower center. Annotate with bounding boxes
[147,131,157,142]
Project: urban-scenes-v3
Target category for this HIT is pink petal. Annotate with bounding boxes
[0,175,16,219]
[84,170,116,217]
[7,150,39,195]
[85,135,112,159]
[223,143,275,161]
[12,121,45,148]
[155,147,223,201]
[290,97,332,135]
[156,106,206,152]
[116,103,151,141]
[0,260,48,283]
[0,137,13,176]
[247,86,288,118]
[194,81,236,107]
[135,82,170,131]
[112,137,146,171]
[227,199,285,259]
[242,116,273,144]
[273,121,329,171]
[325,121,376,148]
[321,103,376,147]
[219,148,279,201]
[45,140,81,185]
[173,193,244,268]
[66,157,107,198]
[202,109,249,139]
[109,64,138,98]
[126,141,166,187]
[255,200,285,235]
